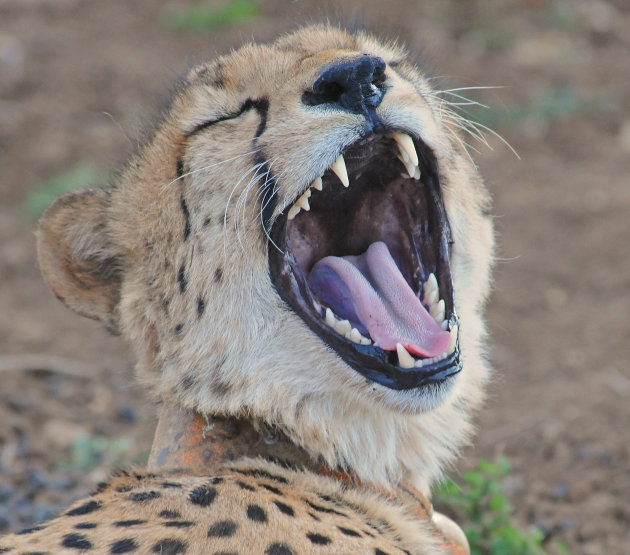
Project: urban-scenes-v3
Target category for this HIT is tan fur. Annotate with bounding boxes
[3,25,494,553]
[1,460,443,554]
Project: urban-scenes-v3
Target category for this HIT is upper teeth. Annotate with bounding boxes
[286,133,420,220]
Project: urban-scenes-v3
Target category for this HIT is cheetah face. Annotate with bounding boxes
[38,26,494,428]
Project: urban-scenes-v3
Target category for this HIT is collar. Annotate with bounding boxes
[147,405,468,554]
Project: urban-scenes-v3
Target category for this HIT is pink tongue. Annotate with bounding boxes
[309,242,450,357]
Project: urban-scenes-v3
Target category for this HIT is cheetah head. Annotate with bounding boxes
[37,26,494,490]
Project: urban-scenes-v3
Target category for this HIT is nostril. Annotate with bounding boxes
[303,55,386,113]
[305,81,344,106]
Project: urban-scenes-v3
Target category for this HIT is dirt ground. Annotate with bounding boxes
[1,1,628,552]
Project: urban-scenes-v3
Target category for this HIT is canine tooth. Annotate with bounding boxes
[296,189,311,211]
[397,155,416,179]
[346,328,363,344]
[430,299,446,323]
[396,343,415,369]
[423,273,439,306]
[287,204,301,220]
[325,308,336,328]
[330,154,349,187]
[447,325,458,354]
[391,132,419,167]
[311,176,323,191]
[335,319,352,335]
[413,165,421,180]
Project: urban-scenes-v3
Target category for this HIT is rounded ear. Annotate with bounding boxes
[37,188,123,333]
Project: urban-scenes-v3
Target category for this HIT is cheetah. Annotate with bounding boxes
[2,25,494,554]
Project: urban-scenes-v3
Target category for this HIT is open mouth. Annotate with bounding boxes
[268,131,461,390]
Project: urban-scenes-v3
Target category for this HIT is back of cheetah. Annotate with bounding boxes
[2,25,494,555]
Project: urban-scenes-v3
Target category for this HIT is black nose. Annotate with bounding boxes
[307,55,386,115]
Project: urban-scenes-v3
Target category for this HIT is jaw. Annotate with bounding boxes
[268,131,461,396]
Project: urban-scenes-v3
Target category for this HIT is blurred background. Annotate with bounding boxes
[0,0,628,552]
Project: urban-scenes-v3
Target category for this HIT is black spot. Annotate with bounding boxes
[304,500,346,517]
[210,378,231,397]
[261,484,282,495]
[75,522,98,530]
[273,500,294,516]
[338,526,361,537]
[110,538,138,554]
[265,544,295,555]
[62,533,92,550]
[180,194,191,240]
[131,490,161,502]
[17,525,45,534]
[306,533,331,545]
[115,485,133,493]
[174,323,184,335]
[197,297,205,317]
[208,520,238,538]
[178,264,187,294]
[180,375,195,391]
[481,208,492,217]
[161,481,183,489]
[308,512,320,521]
[151,539,188,554]
[232,468,289,484]
[213,553,238,555]
[176,158,184,179]
[247,504,267,522]
[189,485,217,506]
[210,476,224,484]
[214,267,223,283]
[374,550,392,555]
[92,481,109,494]
[237,480,255,491]
[164,521,195,528]
[20,552,47,555]
[159,509,182,519]
[113,519,147,527]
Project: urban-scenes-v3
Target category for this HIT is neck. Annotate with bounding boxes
[147,404,329,476]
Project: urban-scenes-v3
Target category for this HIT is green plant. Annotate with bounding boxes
[434,457,569,555]
[24,164,99,221]
[57,436,148,471]
[169,0,261,32]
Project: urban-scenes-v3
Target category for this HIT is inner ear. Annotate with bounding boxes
[37,188,123,333]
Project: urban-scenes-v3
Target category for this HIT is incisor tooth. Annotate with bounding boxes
[330,154,349,187]
[391,132,419,166]
[325,308,336,328]
[296,189,311,211]
[335,319,352,335]
[447,325,458,354]
[311,176,323,191]
[396,343,415,369]
[287,205,301,220]
[360,337,372,345]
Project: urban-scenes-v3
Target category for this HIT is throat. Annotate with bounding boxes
[148,405,325,475]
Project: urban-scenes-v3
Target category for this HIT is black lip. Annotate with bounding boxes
[268,134,461,391]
